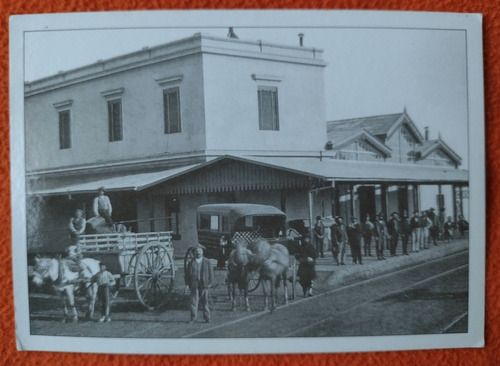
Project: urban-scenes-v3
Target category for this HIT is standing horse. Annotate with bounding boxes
[227,239,289,313]
[227,242,254,311]
[32,257,100,322]
[251,241,289,313]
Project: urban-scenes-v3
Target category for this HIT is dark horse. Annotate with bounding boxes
[227,239,289,313]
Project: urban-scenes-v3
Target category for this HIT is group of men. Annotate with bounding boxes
[311,209,468,266]
[68,186,114,245]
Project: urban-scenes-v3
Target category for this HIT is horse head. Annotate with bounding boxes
[32,257,58,286]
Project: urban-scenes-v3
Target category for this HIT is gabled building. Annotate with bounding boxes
[325,110,466,225]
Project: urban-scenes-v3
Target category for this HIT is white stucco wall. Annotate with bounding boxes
[202,52,327,153]
[25,54,206,172]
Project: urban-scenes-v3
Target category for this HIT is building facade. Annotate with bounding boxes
[24,32,468,255]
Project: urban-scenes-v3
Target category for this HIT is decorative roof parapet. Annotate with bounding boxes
[25,33,326,96]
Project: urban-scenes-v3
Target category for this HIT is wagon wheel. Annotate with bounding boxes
[134,242,175,310]
[124,253,138,288]
[247,271,261,293]
[183,246,196,279]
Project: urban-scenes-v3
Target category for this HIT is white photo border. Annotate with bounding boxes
[10,9,485,354]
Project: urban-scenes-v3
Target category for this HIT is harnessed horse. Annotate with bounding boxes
[32,256,100,322]
[227,239,289,313]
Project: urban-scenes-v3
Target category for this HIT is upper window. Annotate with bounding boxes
[107,99,123,142]
[58,110,71,149]
[101,88,125,142]
[163,87,181,134]
[258,86,280,131]
[53,99,73,150]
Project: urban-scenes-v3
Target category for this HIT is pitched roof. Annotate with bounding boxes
[326,111,425,145]
[417,139,462,164]
[326,113,403,144]
[329,129,392,157]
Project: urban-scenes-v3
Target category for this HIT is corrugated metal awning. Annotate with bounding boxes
[28,154,468,197]
[236,155,469,184]
[28,164,201,196]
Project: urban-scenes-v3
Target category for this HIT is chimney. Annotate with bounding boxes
[424,126,429,141]
[298,33,304,47]
[227,27,239,39]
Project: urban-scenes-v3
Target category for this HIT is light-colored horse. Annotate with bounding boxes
[228,239,289,313]
[252,241,289,313]
[32,257,100,322]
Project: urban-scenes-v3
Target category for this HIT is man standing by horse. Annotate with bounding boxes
[185,243,214,323]
[295,237,318,297]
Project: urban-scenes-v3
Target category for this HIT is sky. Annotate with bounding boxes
[24,25,469,168]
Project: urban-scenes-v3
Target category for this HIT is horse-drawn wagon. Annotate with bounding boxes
[79,228,175,310]
[184,203,300,301]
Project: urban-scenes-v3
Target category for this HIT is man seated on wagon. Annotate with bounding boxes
[68,208,86,245]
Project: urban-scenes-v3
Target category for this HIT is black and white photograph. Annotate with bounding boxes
[10,10,485,354]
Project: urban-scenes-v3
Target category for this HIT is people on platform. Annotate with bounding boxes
[185,243,214,324]
[296,237,318,297]
[400,212,411,256]
[323,222,332,255]
[361,213,374,257]
[374,213,388,260]
[427,207,438,246]
[420,210,430,249]
[457,215,469,237]
[347,216,363,265]
[93,187,113,226]
[387,212,400,257]
[332,216,348,265]
[410,210,422,252]
[68,208,86,245]
[443,216,455,242]
[313,216,325,258]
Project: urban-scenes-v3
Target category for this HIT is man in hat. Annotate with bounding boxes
[400,212,411,255]
[332,216,348,265]
[374,213,388,260]
[387,212,401,256]
[295,237,318,297]
[427,207,438,246]
[93,187,113,226]
[347,216,363,264]
[410,210,422,252]
[185,243,214,323]
[313,216,325,258]
[68,208,86,245]
[420,210,430,249]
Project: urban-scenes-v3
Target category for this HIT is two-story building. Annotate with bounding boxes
[24,32,468,254]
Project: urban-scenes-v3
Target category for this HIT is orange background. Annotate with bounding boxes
[1,1,497,365]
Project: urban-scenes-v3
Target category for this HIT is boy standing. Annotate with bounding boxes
[94,262,116,322]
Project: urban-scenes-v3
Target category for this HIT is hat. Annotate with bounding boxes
[193,243,206,250]
[376,212,384,218]
[429,207,435,211]
[391,211,399,216]
[350,216,357,221]
[98,186,106,192]
[316,216,322,220]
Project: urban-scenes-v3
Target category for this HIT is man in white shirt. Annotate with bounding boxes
[93,187,113,226]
